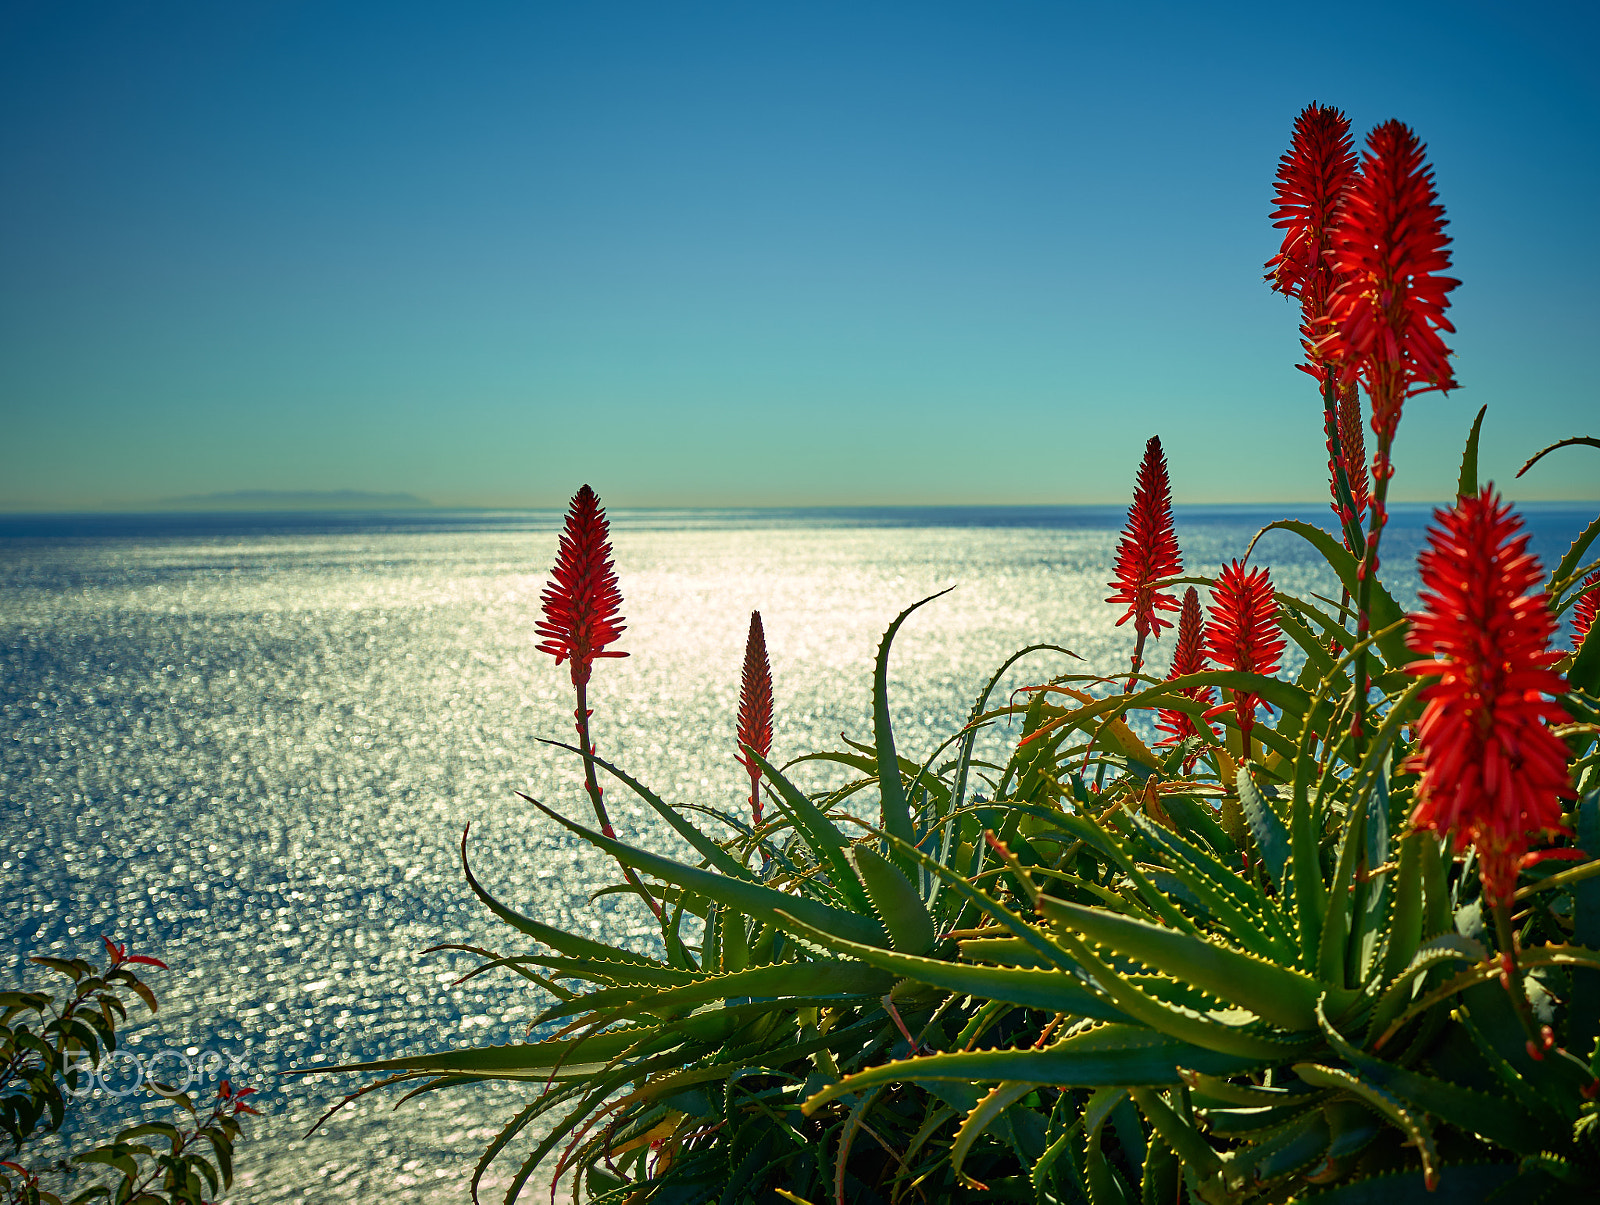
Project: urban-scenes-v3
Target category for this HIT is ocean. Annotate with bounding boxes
[2,503,1593,1202]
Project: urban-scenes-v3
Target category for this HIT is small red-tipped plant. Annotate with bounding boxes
[1573,570,1599,647]
[1266,103,1358,382]
[1156,586,1217,757]
[1402,488,1574,908]
[736,610,774,827]
[1319,120,1458,451]
[1203,560,1285,761]
[1106,436,1183,687]
[535,485,628,688]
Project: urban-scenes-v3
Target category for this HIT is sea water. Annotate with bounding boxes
[2,504,1592,1202]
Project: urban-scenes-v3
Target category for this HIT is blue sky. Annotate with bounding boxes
[1,0,1595,509]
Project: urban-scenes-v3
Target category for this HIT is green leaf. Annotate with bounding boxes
[1296,1165,1520,1203]
[1125,813,1296,964]
[849,845,936,954]
[524,796,888,949]
[542,741,755,882]
[1237,763,1289,890]
[1456,404,1487,500]
[801,1024,1267,1113]
[873,589,955,870]
[1569,618,1600,695]
[744,748,873,917]
[1291,1063,1438,1189]
[459,824,665,968]
[1550,514,1600,603]
[771,907,1126,1021]
[1516,434,1600,481]
[1035,896,1321,1033]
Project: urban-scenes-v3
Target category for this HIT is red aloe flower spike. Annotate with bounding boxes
[1156,587,1218,760]
[1335,382,1370,537]
[1266,103,1359,382]
[736,610,774,828]
[535,485,628,688]
[1402,488,1574,908]
[535,486,661,920]
[1317,120,1457,751]
[1572,570,1599,648]
[1318,120,1459,448]
[1106,436,1184,688]
[1203,560,1286,763]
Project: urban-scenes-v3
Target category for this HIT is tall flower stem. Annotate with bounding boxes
[574,679,663,921]
[1323,376,1367,555]
[1490,900,1543,1052]
[1349,435,1392,747]
[1126,628,1149,694]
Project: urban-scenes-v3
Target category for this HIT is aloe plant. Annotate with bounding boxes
[304,101,1600,1203]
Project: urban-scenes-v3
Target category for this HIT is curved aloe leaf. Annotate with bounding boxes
[802,1024,1267,1113]
[1291,1063,1438,1189]
[1036,897,1321,1032]
[539,742,754,881]
[849,845,937,954]
[523,795,887,948]
[1237,763,1290,890]
[459,826,665,968]
[1456,404,1487,500]
[873,589,955,869]
[744,748,873,917]
[771,907,1125,1022]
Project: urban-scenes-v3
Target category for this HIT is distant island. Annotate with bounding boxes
[157,489,434,511]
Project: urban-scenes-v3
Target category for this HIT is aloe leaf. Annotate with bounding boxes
[1237,763,1290,890]
[1569,619,1600,695]
[743,748,873,916]
[874,589,955,870]
[802,1024,1267,1115]
[1036,896,1321,1033]
[524,795,887,948]
[1291,1062,1438,1188]
[1456,404,1487,500]
[771,908,1127,1022]
[849,845,937,954]
[1293,1164,1519,1203]
[1569,790,1600,1059]
[531,961,893,1031]
[1049,811,1200,935]
[1379,830,1425,987]
[1128,1086,1223,1181]
[540,741,754,882]
[1045,926,1315,1057]
[458,825,665,968]
[1550,514,1600,601]
[1125,813,1296,964]
[1516,434,1600,480]
[950,1081,1038,1187]
[1243,520,1410,668]
[1236,1110,1332,1187]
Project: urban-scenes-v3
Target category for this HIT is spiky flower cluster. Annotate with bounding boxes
[1403,488,1574,906]
[1318,120,1459,447]
[1573,570,1599,648]
[1106,437,1183,643]
[1203,560,1285,757]
[1266,103,1358,381]
[736,610,774,825]
[1156,587,1217,753]
[535,485,629,687]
